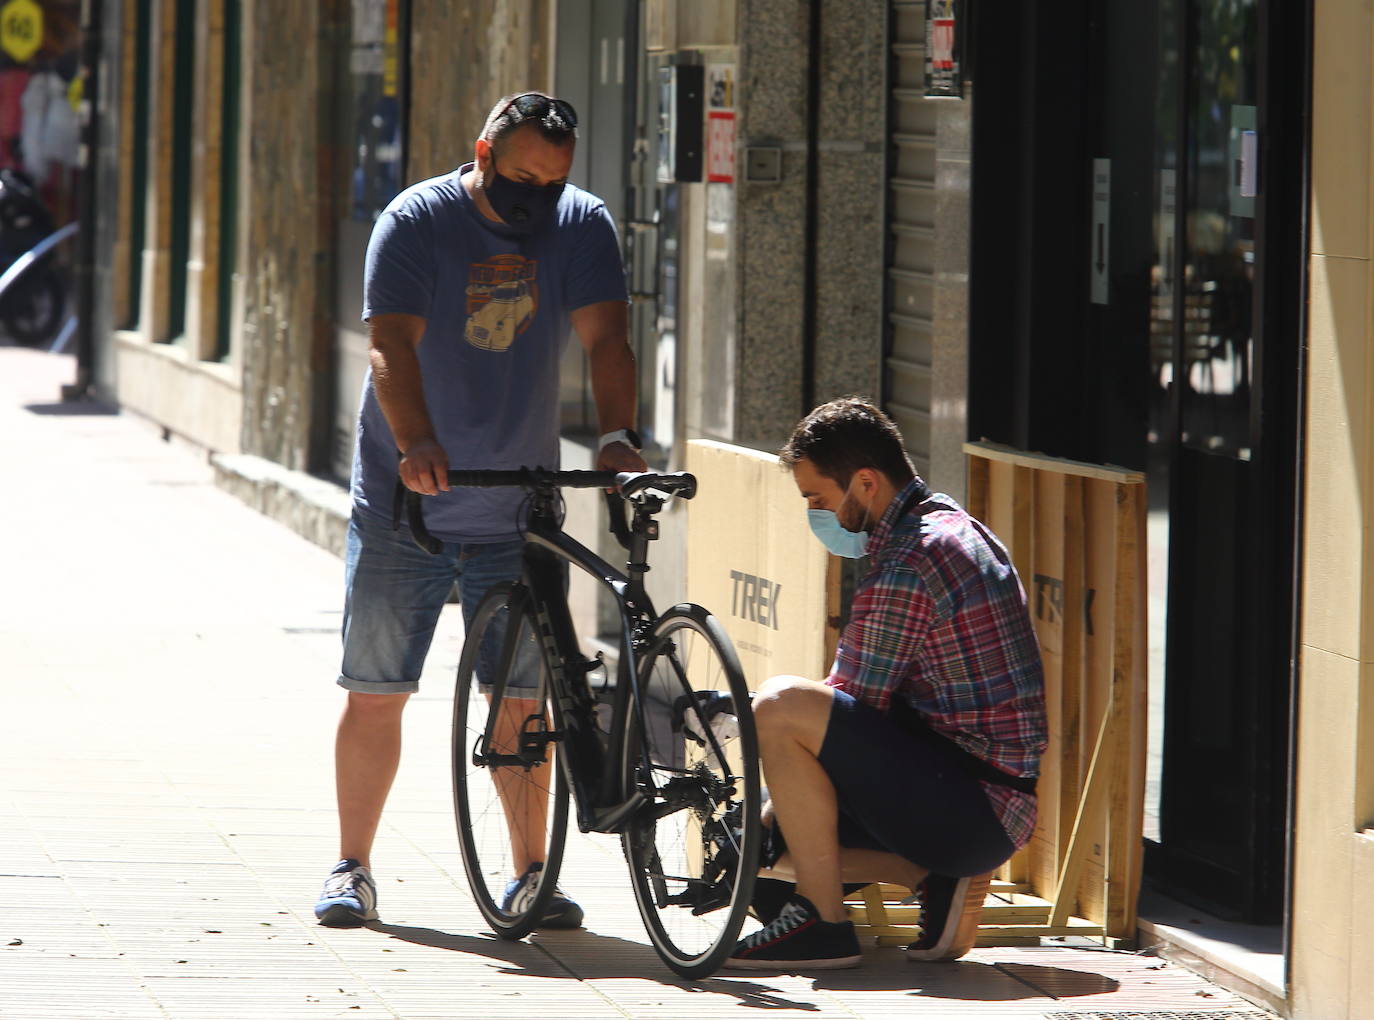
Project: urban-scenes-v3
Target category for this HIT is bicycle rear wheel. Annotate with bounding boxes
[453,582,569,939]
[621,604,761,978]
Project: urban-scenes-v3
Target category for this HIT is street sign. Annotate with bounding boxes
[925,0,963,98]
[706,63,736,184]
[0,0,41,65]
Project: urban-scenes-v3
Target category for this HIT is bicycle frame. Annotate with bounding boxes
[426,474,683,836]
[421,469,760,975]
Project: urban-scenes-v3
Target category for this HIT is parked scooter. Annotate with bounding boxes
[0,168,66,346]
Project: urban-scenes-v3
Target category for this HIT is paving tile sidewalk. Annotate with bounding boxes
[0,346,1272,1019]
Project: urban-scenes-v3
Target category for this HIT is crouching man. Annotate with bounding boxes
[725,397,1048,971]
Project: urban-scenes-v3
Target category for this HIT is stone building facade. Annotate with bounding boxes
[82,3,1373,1017]
[94,0,552,472]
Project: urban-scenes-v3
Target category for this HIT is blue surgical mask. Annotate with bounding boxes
[807,478,874,558]
[807,509,869,558]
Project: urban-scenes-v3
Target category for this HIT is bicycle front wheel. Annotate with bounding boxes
[453,582,569,940]
[621,604,761,978]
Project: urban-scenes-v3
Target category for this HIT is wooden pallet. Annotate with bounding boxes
[849,443,1148,950]
[846,881,1112,948]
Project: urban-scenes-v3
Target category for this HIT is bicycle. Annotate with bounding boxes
[403,467,762,978]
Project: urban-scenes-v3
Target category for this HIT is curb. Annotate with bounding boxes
[211,452,352,559]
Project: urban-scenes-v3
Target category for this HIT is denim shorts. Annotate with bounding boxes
[339,509,526,695]
[815,688,1017,877]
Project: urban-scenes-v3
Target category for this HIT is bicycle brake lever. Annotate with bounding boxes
[404,489,445,555]
[604,489,632,550]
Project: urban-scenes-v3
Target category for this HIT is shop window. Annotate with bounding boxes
[0,3,82,340]
[214,0,240,361]
[125,0,152,328]
[164,0,194,341]
[329,0,409,480]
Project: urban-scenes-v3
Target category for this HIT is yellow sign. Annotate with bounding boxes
[0,0,42,65]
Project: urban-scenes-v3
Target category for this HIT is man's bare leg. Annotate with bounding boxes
[336,691,411,868]
[751,675,850,922]
[488,695,551,875]
[763,848,928,894]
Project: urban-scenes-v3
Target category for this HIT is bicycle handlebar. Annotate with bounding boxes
[399,468,698,555]
[446,468,619,489]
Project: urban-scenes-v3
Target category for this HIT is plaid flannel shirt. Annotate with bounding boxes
[826,479,1048,850]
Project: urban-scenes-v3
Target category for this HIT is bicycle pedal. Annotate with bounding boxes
[517,728,563,756]
[663,876,732,916]
[690,887,732,916]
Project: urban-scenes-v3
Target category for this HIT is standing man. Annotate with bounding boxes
[314,93,645,928]
[725,397,1047,970]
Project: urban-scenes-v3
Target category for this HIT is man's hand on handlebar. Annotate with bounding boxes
[400,437,451,495]
[597,440,647,476]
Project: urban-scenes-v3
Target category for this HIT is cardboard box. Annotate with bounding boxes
[685,440,833,691]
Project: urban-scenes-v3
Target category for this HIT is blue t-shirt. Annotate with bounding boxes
[352,163,627,542]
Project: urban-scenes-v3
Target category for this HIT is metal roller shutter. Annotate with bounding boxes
[884,0,936,476]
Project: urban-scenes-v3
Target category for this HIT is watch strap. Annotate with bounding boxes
[598,428,642,452]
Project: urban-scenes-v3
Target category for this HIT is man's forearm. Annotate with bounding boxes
[587,337,637,434]
[370,341,436,452]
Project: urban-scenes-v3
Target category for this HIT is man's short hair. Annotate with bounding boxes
[482,92,577,156]
[779,396,917,489]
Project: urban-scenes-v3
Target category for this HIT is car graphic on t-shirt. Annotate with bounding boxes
[465,279,534,351]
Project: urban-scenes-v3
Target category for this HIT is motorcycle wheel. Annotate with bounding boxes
[4,268,65,347]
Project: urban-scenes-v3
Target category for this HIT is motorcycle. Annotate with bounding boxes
[0,168,67,346]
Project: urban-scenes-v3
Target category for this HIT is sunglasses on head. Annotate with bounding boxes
[496,92,579,130]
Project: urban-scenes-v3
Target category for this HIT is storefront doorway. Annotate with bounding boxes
[966,0,1307,928]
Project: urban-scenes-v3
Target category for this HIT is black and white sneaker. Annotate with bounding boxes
[905,870,992,962]
[500,862,585,928]
[314,859,378,927]
[724,894,861,970]
[750,878,871,925]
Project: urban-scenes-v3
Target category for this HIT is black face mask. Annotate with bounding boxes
[483,160,565,234]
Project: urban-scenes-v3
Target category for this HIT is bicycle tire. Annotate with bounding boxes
[621,604,761,977]
[452,581,570,940]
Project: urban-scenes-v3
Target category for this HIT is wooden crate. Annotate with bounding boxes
[848,442,1148,948]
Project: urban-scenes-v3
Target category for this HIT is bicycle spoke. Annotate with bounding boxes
[621,606,760,977]
[453,584,568,940]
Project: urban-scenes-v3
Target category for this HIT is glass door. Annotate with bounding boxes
[1145,0,1303,925]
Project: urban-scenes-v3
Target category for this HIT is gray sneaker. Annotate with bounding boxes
[314,859,379,927]
[500,862,585,928]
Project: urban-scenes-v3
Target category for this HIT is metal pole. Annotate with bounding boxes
[63,0,103,401]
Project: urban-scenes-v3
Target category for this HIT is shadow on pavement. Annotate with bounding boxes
[992,962,1121,998]
[370,920,1120,1007]
[24,399,117,416]
[369,921,823,1010]
[814,959,1121,1000]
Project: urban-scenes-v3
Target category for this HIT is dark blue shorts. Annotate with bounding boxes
[814,688,1018,877]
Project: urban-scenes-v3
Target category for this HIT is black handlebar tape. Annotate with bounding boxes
[444,468,620,489]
